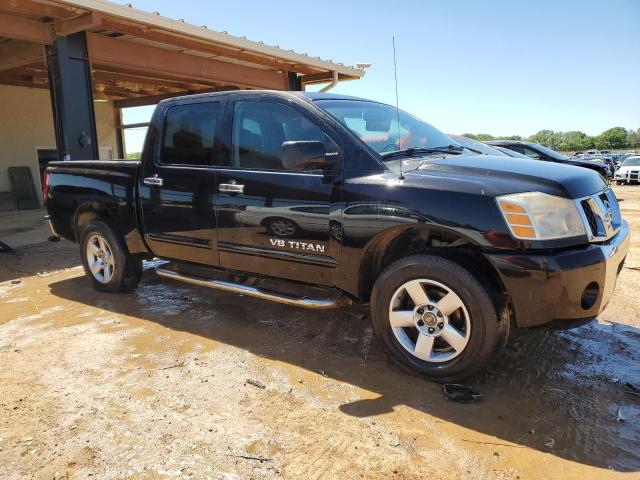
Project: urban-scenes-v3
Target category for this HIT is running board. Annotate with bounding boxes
[155,267,350,310]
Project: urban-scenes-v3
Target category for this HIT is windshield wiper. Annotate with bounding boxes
[381,145,464,160]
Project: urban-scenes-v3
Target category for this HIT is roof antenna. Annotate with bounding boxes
[392,36,404,180]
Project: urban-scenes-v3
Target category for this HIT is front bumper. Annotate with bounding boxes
[615,170,640,183]
[486,221,630,328]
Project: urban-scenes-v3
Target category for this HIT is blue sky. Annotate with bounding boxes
[121,0,639,152]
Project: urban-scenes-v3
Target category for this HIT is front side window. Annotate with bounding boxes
[232,100,337,171]
[159,102,220,166]
[316,99,456,157]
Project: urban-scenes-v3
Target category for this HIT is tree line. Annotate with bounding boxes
[464,127,639,152]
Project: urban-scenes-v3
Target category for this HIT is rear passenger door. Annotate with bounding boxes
[140,99,224,266]
[214,95,342,286]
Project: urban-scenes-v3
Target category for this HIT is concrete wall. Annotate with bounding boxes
[0,84,118,209]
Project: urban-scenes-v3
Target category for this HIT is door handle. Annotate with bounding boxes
[143,175,164,187]
[219,183,244,194]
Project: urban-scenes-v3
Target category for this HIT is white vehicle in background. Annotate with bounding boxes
[614,156,640,184]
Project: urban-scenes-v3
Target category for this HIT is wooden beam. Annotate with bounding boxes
[0,11,51,43]
[0,40,44,71]
[0,73,47,88]
[94,64,225,89]
[0,0,82,19]
[88,34,289,91]
[98,18,318,76]
[300,71,353,85]
[91,69,198,90]
[55,12,102,36]
[114,86,238,109]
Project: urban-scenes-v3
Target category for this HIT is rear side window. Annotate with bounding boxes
[159,102,220,166]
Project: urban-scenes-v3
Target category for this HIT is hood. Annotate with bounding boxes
[562,158,609,175]
[405,154,607,199]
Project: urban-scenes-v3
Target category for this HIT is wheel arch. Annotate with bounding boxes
[73,201,114,242]
[357,225,510,309]
[73,200,149,256]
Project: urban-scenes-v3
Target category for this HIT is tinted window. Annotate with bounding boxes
[527,143,567,161]
[504,145,524,154]
[232,100,337,171]
[522,147,542,158]
[160,102,220,166]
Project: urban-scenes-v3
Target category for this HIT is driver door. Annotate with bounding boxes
[214,95,342,285]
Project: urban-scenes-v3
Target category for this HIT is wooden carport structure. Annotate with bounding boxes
[0,0,365,161]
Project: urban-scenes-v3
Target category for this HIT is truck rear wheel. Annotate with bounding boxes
[79,220,142,293]
[370,254,506,383]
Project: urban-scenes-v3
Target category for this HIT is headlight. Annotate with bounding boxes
[497,192,585,240]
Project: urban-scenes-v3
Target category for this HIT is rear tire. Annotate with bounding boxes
[79,220,142,293]
[370,254,507,383]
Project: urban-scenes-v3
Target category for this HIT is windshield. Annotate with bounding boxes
[528,142,568,161]
[623,157,640,167]
[316,100,458,158]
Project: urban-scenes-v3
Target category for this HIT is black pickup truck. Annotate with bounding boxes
[44,91,629,382]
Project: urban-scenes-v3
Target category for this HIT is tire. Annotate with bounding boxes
[265,217,299,237]
[79,220,142,293]
[370,254,507,383]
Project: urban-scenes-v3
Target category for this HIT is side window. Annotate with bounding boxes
[505,145,523,154]
[232,100,337,171]
[522,147,541,158]
[159,102,220,166]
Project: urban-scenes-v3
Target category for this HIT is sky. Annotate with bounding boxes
[121,0,640,153]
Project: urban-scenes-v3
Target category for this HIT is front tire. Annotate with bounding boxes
[79,220,142,293]
[370,254,507,383]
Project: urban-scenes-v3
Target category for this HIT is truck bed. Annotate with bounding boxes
[45,160,147,254]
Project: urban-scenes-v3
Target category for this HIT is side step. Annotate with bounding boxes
[155,267,350,310]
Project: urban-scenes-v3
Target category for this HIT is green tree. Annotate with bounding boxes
[598,127,628,149]
[528,130,562,149]
[462,133,495,141]
[496,135,523,141]
[559,131,590,152]
[627,128,640,148]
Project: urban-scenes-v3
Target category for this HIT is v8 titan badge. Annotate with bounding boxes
[270,238,325,253]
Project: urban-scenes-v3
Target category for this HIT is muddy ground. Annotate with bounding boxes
[1,186,639,480]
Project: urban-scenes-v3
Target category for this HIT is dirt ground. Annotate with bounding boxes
[1,186,639,480]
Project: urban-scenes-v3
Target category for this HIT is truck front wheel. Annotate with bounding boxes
[79,220,142,293]
[370,255,507,383]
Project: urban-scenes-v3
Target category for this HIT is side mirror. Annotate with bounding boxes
[281,141,326,171]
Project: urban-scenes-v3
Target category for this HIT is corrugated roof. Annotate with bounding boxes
[54,0,365,78]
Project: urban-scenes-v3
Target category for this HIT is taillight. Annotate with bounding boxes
[43,172,50,199]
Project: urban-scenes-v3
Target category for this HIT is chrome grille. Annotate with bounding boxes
[577,189,621,242]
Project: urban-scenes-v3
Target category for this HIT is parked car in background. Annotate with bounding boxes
[448,135,529,158]
[487,140,611,178]
[614,156,640,184]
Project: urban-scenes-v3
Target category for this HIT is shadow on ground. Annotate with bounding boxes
[0,241,78,283]
[48,267,640,473]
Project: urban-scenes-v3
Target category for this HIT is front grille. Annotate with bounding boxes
[581,200,598,236]
[578,189,621,242]
[630,170,640,182]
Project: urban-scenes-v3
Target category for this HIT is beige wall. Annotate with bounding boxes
[0,84,118,206]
